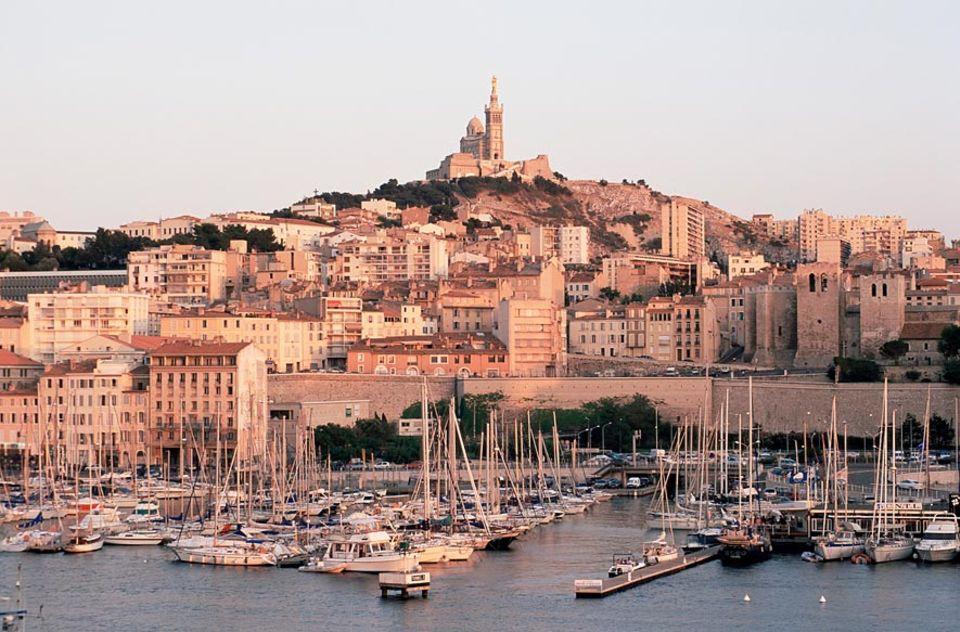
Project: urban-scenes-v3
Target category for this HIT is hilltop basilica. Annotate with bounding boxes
[426,77,553,181]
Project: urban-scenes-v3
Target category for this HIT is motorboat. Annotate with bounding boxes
[813,529,865,561]
[0,532,33,553]
[684,527,724,552]
[608,553,645,577]
[104,529,165,546]
[307,531,420,573]
[63,532,104,554]
[718,527,772,566]
[126,500,162,525]
[26,531,62,553]
[915,516,960,563]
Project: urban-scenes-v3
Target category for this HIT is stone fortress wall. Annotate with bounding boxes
[271,373,960,437]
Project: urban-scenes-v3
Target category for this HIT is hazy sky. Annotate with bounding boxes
[2,1,958,234]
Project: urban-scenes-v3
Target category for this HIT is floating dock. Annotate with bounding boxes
[574,546,720,598]
[379,571,431,599]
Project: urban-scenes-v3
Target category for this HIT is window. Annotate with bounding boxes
[882,283,888,297]
[809,273,816,293]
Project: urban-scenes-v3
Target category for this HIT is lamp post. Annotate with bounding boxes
[632,430,642,466]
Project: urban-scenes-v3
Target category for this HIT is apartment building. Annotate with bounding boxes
[319,296,363,367]
[567,300,627,357]
[799,209,907,262]
[159,309,323,373]
[660,200,705,260]
[530,225,590,264]
[127,245,228,305]
[727,253,768,280]
[27,287,151,363]
[0,350,43,391]
[118,216,199,241]
[361,303,426,340]
[39,358,150,469]
[0,388,39,453]
[336,233,449,283]
[149,341,267,468]
[493,298,566,376]
[347,333,507,377]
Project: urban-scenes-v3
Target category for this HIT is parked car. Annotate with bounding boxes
[762,488,779,498]
[897,479,922,491]
[626,477,642,489]
[604,478,623,489]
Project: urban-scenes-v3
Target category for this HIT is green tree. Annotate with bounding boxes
[943,359,960,386]
[879,339,909,364]
[598,287,621,302]
[939,324,960,359]
[828,357,883,382]
[900,413,955,450]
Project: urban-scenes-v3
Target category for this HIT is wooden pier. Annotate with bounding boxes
[574,546,720,598]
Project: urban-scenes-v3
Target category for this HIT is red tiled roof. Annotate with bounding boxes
[152,341,251,355]
[901,322,953,340]
[0,350,41,366]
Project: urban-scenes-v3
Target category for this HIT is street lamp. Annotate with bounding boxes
[632,430,642,466]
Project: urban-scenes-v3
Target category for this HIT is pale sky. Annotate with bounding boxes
[2,1,958,235]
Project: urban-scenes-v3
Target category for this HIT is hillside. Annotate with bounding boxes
[453,180,796,263]
[293,176,797,264]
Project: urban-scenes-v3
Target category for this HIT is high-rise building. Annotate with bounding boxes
[660,200,705,260]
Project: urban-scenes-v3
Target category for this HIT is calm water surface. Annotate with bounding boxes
[2,498,958,631]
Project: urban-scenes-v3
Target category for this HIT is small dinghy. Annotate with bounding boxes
[801,551,824,563]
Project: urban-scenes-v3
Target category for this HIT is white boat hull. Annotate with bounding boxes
[915,544,959,563]
[814,541,864,561]
[171,546,276,566]
[866,540,914,563]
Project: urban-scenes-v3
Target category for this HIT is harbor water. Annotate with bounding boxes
[2,497,959,631]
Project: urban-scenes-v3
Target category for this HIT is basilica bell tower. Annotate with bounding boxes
[483,76,504,161]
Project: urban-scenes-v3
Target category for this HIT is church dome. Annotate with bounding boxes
[466,116,484,135]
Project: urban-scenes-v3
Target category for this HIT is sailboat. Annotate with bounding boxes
[813,396,864,561]
[865,380,915,563]
[718,378,773,566]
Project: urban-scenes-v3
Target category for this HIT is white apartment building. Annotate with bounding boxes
[27,287,151,362]
[727,253,768,280]
[530,225,590,264]
[336,233,448,283]
[127,245,228,305]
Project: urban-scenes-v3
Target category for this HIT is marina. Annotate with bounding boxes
[3,497,960,631]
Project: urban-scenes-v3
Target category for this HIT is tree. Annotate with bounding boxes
[939,324,960,359]
[900,413,955,451]
[828,357,882,382]
[879,339,909,364]
[598,287,621,302]
[905,370,921,382]
[943,359,960,386]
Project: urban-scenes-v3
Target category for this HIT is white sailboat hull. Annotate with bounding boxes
[170,546,277,566]
[813,540,864,561]
[866,540,914,563]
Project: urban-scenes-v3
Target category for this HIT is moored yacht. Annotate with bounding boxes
[302,531,420,574]
[915,516,960,563]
